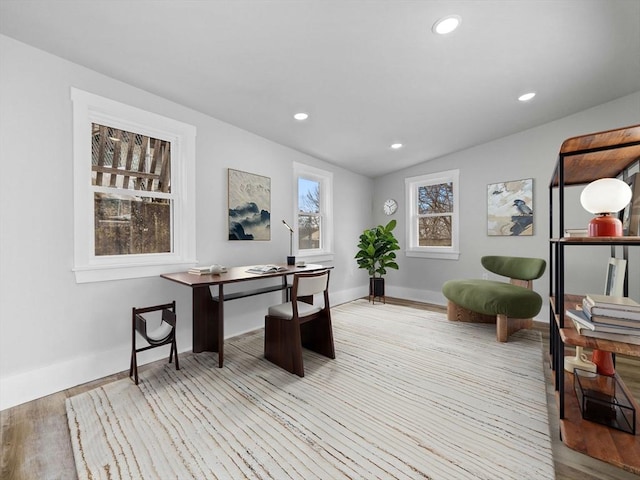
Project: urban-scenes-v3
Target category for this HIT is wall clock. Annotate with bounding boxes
[383,198,398,215]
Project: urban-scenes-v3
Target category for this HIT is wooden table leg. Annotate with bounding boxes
[191,285,218,354]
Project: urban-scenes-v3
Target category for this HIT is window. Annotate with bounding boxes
[405,169,460,260]
[293,162,333,261]
[71,88,196,282]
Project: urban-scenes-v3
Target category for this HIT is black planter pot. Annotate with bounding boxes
[369,277,385,304]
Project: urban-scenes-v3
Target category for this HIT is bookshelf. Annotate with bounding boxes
[549,125,640,473]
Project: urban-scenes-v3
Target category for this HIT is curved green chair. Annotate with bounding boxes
[442,256,546,342]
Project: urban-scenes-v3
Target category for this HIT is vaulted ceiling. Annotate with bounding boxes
[1,0,639,177]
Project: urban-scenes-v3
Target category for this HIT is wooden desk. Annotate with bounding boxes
[161,264,330,367]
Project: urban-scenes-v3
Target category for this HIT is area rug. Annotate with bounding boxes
[66,299,555,479]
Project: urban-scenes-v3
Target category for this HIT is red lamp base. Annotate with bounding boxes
[588,214,622,237]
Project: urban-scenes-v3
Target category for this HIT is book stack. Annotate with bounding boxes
[566,293,640,346]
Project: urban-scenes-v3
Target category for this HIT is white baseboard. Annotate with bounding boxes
[386,286,448,307]
[0,342,190,411]
[3,285,548,411]
[0,287,368,411]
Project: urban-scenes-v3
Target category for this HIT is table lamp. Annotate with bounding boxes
[580,178,632,237]
[282,220,295,265]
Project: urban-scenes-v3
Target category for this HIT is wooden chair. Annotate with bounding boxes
[129,301,179,385]
[264,270,334,377]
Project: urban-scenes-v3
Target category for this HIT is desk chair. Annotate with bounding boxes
[264,270,334,377]
[129,301,179,385]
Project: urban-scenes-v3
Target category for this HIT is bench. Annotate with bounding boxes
[442,256,546,342]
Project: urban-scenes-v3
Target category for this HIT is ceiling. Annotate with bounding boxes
[1,1,639,178]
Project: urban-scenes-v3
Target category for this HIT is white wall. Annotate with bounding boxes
[374,91,640,314]
[0,35,374,410]
[2,32,638,411]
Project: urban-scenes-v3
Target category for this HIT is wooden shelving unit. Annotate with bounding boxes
[549,125,640,474]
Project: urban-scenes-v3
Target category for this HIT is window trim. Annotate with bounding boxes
[71,88,197,283]
[405,169,460,260]
[293,162,334,262]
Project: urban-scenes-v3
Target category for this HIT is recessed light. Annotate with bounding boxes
[390,143,403,150]
[518,92,536,102]
[432,15,461,35]
[293,112,309,121]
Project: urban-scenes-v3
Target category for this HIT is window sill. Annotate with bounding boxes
[405,249,460,260]
[73,261,196,283]
[296,252,335,264]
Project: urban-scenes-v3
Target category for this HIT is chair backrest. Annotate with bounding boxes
[293,270,330,299]
[481,255,546,282]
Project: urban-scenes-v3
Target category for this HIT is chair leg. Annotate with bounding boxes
[265,315,304,377]
[289,320,304,377]
[301,312,335,359]
[265,315,291,373]
[497,314,533,342]
[130,350,139,385]
[172,336,180,371]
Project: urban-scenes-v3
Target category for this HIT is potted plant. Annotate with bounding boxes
[355,219,400,301]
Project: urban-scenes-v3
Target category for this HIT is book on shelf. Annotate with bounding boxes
[566,309,640,336]
[188,264,227,275]
[564,228,588,238]
[584,293,640,312]
[570,319,640,346]
[246,265,288,274]
[582,298,640,323]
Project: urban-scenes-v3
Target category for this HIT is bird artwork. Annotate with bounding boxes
[487,179,533,236]
[513,199,533,215]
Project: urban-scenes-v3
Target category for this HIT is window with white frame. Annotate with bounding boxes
[71,88,196,283]
[405,169,460,260]
[293,162,333,261]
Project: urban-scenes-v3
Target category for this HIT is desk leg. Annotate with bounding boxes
[214,285,224,367]
[192,285,218,354]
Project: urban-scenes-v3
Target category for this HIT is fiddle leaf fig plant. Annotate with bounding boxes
[355,219,400,278]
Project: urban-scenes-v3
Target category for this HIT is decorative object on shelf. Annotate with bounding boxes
[355,219,400,304]
[487,178,533,236]
[619,172,640,236]
[282,220,295,265]
[564,346,597,374]
[580,178,632,237]
[228,169,271,241]
[604,257,627,296]
[591,349,616,376]
[574,368,636,435]
[383,198,398,215]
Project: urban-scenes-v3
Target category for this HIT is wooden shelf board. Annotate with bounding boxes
[558,370,640,475]
[550,124,640,186]
[551,294,640,357]
[553,236,640,244]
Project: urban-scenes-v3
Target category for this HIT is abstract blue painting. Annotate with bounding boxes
[228,169,271,240]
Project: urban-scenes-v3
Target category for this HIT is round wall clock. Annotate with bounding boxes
[383,198,398,215]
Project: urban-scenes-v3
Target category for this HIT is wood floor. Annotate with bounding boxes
[2,298,639,480]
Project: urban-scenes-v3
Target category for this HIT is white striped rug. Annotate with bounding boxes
[66,299,555,479]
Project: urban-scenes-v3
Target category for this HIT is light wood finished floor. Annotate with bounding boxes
[2,298,639,480]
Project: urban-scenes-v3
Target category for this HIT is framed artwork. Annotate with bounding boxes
[228,169,271,240]
[487,178,533,236]
[619,172,640,236]
[604,257,626,297]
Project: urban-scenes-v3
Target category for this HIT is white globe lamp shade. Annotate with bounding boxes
[580,178,632,214]
[580,178,632,237]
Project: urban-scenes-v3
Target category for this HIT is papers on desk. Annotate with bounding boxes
[246,265,288,274]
